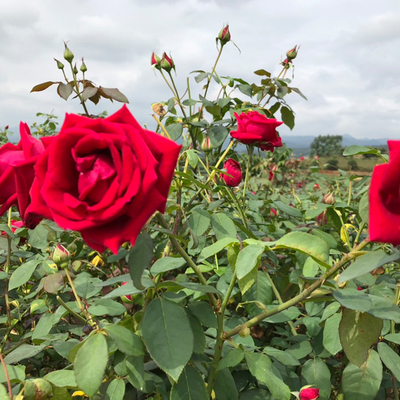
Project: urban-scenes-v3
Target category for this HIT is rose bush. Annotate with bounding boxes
[221,158,242,187]
[230,110,283,151]
[369,140,400,244]
[26,105,181,253]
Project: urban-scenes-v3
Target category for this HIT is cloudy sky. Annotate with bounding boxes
[1,0,400,141]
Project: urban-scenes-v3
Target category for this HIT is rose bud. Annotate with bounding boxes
[322,193,336,205]
[201,136,213,152]
[220,158,242,187]
[269,171,274,181]
[217,24,231,46]
[151,52,161,69]
[5,125,9,130]
[54,58,64,70]
[52,243,70,269]
[300,156,305,161]
[299,387,320,400]
[24,378,53,400]
[316,211,328,226]
[286,45,298,60]
[80,58,87,73]
[314,183,320,190]
[63,42,74,63]
[270,208,278,217]
[72,63,78,75]
[161,52,175,72]
[121,281,133,303]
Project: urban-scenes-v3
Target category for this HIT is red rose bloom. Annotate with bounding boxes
[230,111,283,152]
[27,105,181,254]
[0,122,47,225]
[369,141,400,244]
[299,388,320,400]
[221,158,242,187]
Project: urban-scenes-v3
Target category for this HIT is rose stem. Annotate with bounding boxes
[242,145,253,198]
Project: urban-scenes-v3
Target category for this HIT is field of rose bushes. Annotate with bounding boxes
[0,25,399,400]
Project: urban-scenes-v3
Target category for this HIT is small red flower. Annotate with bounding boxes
[314,183,320,190]
[220,158,242,187]
[299,387,320,400]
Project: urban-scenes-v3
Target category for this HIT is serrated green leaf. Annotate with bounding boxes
[214,368,239,400]
[170,365,208,400]
[9,259,40,290]
[302,358,332,399]
[105,379,125,400]
[198,237,239,261]
[377,342,400,382]
[323,313,342,355]
[217,348,244,371]
[104,324,144,356]
[150,257,186,275]
[44,370,77,387]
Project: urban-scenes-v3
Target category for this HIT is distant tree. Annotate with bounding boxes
[310,135,343,157]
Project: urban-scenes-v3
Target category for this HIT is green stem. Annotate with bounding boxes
[224,187,248,229]
[68,63,90,117]
[56,295,86,323]
[265,272,297,336]
[4,209,12,329]
[347,179,352,206]
[242,145,253,198]
[223,238,370,339]
[156,213,218,308]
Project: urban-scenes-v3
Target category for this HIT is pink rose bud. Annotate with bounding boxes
[151,52,161,69]
[269,171,274,181]
[270,208,277,217]
[201,136,213,152]
[316,211,328,226]
[299,387,320,400]
[314,183,320,190]
[52,243,70,268]
[281,58,292,68]
[121,281,133,303]
[322,193,335,205]
[217,24,231,46]
[221,158,242,187]
[161,52,175,72]
[286,45,299,60]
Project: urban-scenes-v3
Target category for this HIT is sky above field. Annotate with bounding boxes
[1,0,400,140]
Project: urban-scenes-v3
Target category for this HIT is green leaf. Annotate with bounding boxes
[275,232,330,267]
[377,342,400,382]
[214,368,239,400]
[273,201,302,218]
[4,344,46,364]
[189,209,211,237]
[280,106,295,130]
[28,223,50,249]
[166,123,183,141]
[0,364,25,384]
[254,69,271,76]
[236,245,264,295]
[245,352,291,400]
[338,251,399,283]
[286,340,313,359]
[0,384,10,400]
[88,299,126,316]
[384,333,400,345]
[170,365,208,400]
[142,298,193,382]
[188,314,206,354]
[104,324,144,356]
[159,280,222,295]
[263,347,300,366]
[125,355,145,391]
[31,81,57,92]
[217,348,244,371]
[188,301,217,328]
[243,271,273,317]
[367,294,400,322]
[105,379,125,400]
[209,125,229,148]
[44,370,77,387]
[128,232,154,290]
[32,313,54,340]
[211,213,237,240]
[359,191,369,223]
[333,288,372,312]
[74,332,108,397]
[238,84,253,97]
[99,87,129,103]
[339,308,383,367]
[57,82,73,100]
[342,350,382,400]
[343,145,380,157]
[323,313,342,355]
[9,259,40,290]
[150,257,186,275]
[198,237,239,261]
[302,358,332,400]
[265,307,301,324]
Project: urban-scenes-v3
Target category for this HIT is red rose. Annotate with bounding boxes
[230,111,283,151]
[1,220,24,236]
[313,183,320,190]
[26,105,181,254]
[299,388,320,400]
[369,141,400,244]
[220,158,242,187]
[269,171,274,181]
[0,122,47,225]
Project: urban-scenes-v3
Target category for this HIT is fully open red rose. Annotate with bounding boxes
[230,111,283,151]
[220,158,242,187]
[0,123,47,225]
[26,105,181,253]
[369,141,400,244]
[299,387,320,400]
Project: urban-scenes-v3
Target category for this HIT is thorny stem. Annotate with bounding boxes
[222,238,370,339]
[0,351,12,399]
[156,213,218,308]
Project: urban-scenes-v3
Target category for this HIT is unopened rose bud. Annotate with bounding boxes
[322,193,335,204]
[63,42,74,63]
[269,171,274,181]
[24,378,53,400]
[121,282,133,303]
[54,58,64,70]
[72,63,78,75]
[151,52,161,69]
[80,58,87,73]
[201,137,213,152]
[286,45,298,61]
[161,52,175,72]
[299,387,320,400]
[270,208,278,218]
[4,125,9,130]
[316,211,328,226]
[52,243,70,268]
[217,24,231,46]
[314,183,320,190]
